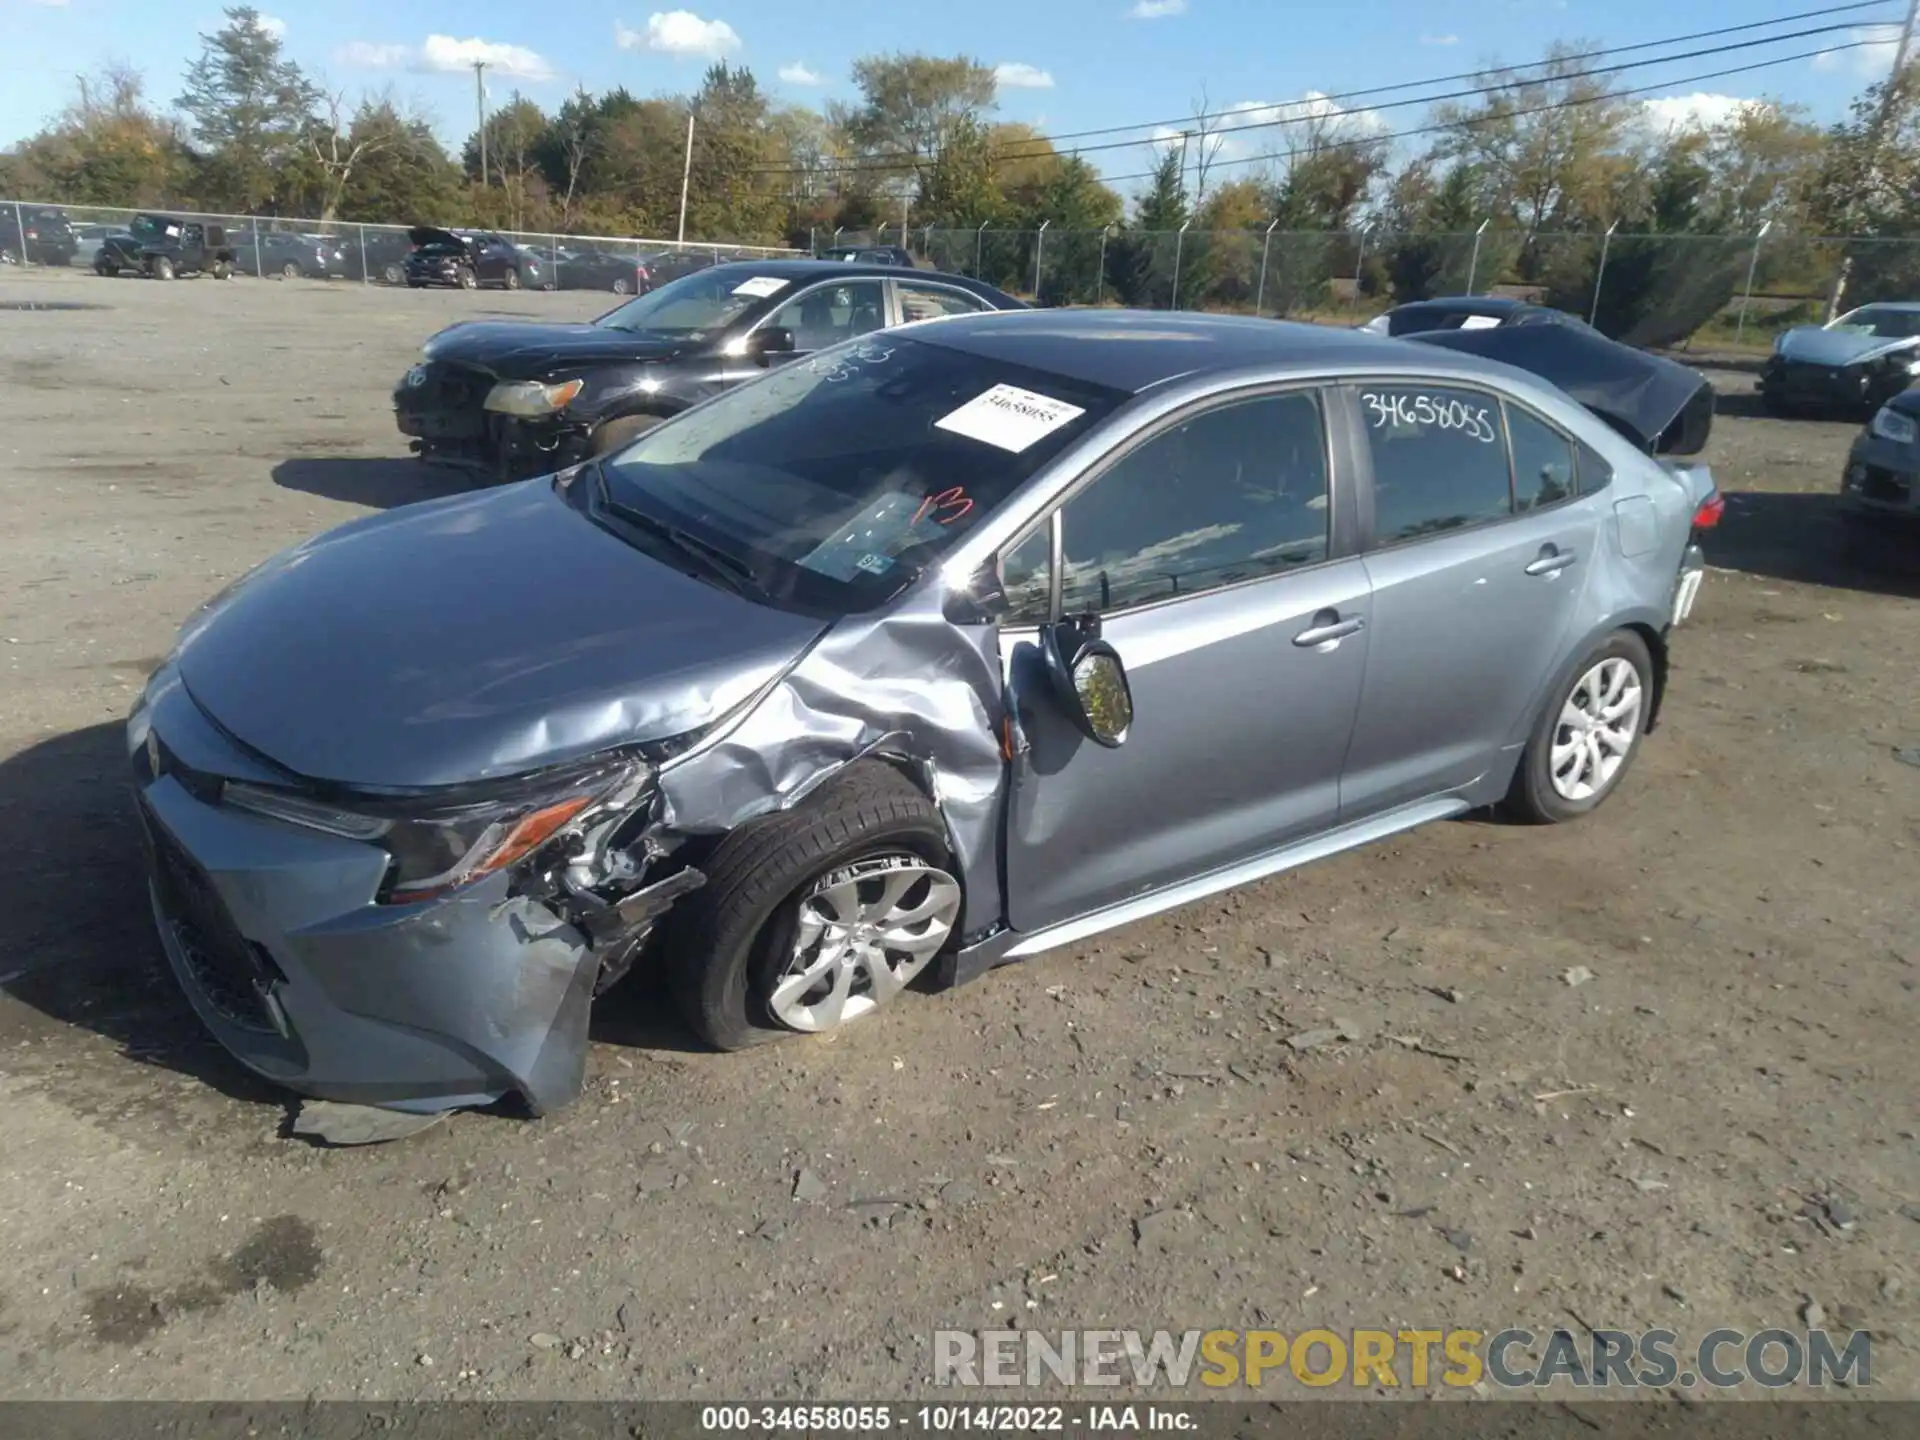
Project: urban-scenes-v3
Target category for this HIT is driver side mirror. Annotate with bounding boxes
[1043,623,1133,749]
[747,327,795,364]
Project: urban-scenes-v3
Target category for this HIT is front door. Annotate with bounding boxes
[1339,383,1609,818]
[999,388,1372,934]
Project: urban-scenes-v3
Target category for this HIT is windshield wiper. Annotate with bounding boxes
[593,464,767,600]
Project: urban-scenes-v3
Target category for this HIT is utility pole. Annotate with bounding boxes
[676,111,695,245]
[473,61,489,187]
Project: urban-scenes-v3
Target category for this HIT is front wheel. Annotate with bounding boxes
[151,255,176,281]
[1504,630,1653,825]
[666,764,962,1051]
[456,265,477,290]
[209,259,232,280]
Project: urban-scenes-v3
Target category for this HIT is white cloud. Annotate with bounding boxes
[256,14,287,39]
[417,34,555,81]
[1127,0,1187,17]
[778,61,822,85]
[1813,23,1902,76]
[617,11,741,58]
[1420,33,1459,46]
[1640,92,1764,134]
[994,62,1055,90]
[1153,92,1387,165]
[337,40,409,69]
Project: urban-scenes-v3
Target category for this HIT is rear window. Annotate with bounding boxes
[596,335,1127,615]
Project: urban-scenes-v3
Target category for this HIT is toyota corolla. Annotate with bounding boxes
[129,311,1719,1122]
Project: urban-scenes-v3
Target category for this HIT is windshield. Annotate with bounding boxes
[595,335,1126,615]
[595,268,782,336]
[1829,306,1920,339]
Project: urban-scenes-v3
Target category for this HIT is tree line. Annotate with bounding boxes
[6,6,1920,334]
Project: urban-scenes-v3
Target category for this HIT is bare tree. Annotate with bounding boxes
[1188,86,1230,202]
[307,88,396,221]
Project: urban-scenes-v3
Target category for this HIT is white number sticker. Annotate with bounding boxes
[732,276,790,298]
[934,384,1086,453]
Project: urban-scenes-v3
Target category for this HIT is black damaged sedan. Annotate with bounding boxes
[394,259,1023,480]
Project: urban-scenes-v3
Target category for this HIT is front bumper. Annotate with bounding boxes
[1758,361,1901,412]
[394,363,588,476]
[127,668,600,1114]
[1841,434,1920,523]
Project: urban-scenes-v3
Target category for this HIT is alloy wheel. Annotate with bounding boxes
[768,855,960,1033]
[1550,657,1643,802]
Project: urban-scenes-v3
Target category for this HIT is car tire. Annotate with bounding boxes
[665,763,960,1052]
[1503,629,1654,826]
[589,414,662,456]
[210,259,232,280]
[151,255,176,281]
[382,262,404,285]
[611,277,631,295]
[457,265,478,290]
[503,267,521,291]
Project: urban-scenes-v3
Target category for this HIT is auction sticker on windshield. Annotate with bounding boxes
[935,384,1086,453]
[732,276,790,298]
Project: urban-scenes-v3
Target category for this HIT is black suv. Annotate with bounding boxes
[1,206,79,266]
[394,259,1023,479]
[94,214,235,279]
[403,226,541,290]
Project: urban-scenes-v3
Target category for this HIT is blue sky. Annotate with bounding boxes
[2,0,1909,190]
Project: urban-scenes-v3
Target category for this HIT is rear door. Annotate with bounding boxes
[1338,381,1611,819]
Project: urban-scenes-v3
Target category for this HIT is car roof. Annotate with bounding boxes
[1396,295,1532,315]
[1843,300,1920,312]
[699,257,979,284]
[906,308,1506,394]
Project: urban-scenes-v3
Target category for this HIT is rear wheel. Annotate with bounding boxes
[666,764,960,1051]
[280,260,301,280]
[503,266,521,291]
[209,259,232,280]
[151,255,176,281]
[1504,631,1653,825]
[382,262,404,285]
[97,259,119,277]
[611,276,631,295]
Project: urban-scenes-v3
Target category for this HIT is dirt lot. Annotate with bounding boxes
[0,268,1915,1402]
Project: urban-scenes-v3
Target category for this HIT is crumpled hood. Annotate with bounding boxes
[1776,326,1920,368]
[423,321,688,377]
[174,481,828,789]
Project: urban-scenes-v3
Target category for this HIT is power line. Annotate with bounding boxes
[744,1,1898,180]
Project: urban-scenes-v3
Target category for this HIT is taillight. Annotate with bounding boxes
[1691,492,1724,530]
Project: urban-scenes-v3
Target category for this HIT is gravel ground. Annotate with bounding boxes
[0,268,1915,1401]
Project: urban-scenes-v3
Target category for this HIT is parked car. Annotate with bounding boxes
[94,214,235,279]
[136,309,1717,1120]
[1839,390,1920,545]
[820,244,917,267]
[0,205,79,266]
[1757,302,1920,417]
[395,259,1024,479]
[550,247,649,294]
[231,230,349,280]
[632,248,725,291]
[334,228,417,285]
[403,226,540,290]
[69,222,128,269]
[1360,296,1590,337]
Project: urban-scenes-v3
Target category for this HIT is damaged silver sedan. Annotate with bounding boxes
[128,310,1719,1118]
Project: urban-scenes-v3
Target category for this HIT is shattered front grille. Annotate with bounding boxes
[137,799,279,1034]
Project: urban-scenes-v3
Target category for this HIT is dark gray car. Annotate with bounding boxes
[128,311,1718,1123]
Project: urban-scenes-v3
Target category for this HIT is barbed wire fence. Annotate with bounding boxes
[10,197,1920,347]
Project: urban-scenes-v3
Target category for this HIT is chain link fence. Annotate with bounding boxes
[1,198,798,295]
[11,198,1920,350]
[821,223,1920,349]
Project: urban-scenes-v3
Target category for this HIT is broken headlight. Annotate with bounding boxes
[484,378,585,417]
[222,757,648,905]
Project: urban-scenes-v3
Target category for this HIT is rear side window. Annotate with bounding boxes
[1504,404,1577,511]
[1576,439,1614,493]
[1356,385,1512,544]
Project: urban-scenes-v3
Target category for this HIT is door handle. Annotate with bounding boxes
[1293,612,1366,648]
[1524,545,1577,576]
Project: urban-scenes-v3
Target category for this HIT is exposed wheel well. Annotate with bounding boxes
[1624,622,1670,733]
